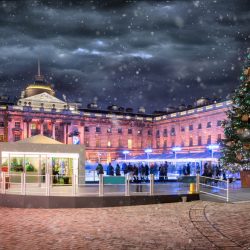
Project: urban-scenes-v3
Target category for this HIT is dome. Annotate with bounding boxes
[23,84,55,98]
[23,60,55,98]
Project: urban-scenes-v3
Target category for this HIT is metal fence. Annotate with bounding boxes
[198,175,229,202]
[0,172,194,197]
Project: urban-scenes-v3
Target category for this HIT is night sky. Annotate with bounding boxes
[0,0,249,113]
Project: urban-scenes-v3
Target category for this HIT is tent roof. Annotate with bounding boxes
[16,135,63,144]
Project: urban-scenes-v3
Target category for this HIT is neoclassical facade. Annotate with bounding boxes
[0,71,231,162]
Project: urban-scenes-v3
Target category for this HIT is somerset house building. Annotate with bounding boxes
[0,68,231,163]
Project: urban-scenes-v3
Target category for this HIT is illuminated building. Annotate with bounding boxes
[0,67,230,162]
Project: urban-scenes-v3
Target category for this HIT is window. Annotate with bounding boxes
[207,135,211,145]
[14,134,21,142]
[107,141,111,147]
[189,137,193,146]
[0,122,4,127]
[217,120,222,127]
[181,127,185,132]
[118,138,123,147]
[189,125,193,131]
[198,123,202,129]
[147,139,152,148]
[163,129,168,137]
[148,130,152,136]
[198,136,202,146]
[96,139,101,147]
[96,127,101,133]
[128,128,133,134]
[207,122,212,128]
[84,127,89,132]
[118,128,122,134]
[217,134,222,143]
[0,135,4,142]
[84,138,89,147]
[170,127,175,136]
[137,130,142,136]
[15,122,21,128]
[171,141,175,147]
[107,128,112,133]
[181,141,185,147]
[156,140,160,148]
[128,139,132,149]
[156,130,160,138]
[163,140,167,148]
[31,123,36,130]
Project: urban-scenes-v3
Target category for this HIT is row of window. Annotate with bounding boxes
[156,120,222,137]
[85,126,149,135]
[156,134,222,148]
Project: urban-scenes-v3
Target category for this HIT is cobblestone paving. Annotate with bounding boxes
[0,201,250,250]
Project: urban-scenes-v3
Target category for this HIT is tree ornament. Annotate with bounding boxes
[241,114,249,122]
[241,129,250,139]
[236,153,243,161]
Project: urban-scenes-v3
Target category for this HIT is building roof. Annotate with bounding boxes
[16,135,62,144]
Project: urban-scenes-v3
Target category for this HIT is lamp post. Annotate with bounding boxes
[122,150,130,161]
[172,147,182,167]
[207,144,219,160]
[144,148,153,162]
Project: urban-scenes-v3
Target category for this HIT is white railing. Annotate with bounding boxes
[0,172,197,197]
[198,175,229,202]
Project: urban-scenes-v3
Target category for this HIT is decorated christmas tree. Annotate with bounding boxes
[221,49,250,173]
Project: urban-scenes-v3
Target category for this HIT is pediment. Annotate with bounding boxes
[19,92,66,104]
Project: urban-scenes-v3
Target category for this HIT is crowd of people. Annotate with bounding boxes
[95,161,226,181]
[96,161,168,182]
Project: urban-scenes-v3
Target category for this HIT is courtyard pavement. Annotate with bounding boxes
[0,201,250,249]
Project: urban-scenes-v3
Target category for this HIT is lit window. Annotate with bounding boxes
[14,134,21,142]
[107,141,111,147]
[171,128,175,136]
[207,135,211,145]
[163,129,168,136]
[207,122,212,128]
[96,139,101,147]
[15,122,21,128]
[0,135,4,142]
[128,139,132,149]
[156,130,160,137]
[107,128,112,133]
[84,139,89,147]
[198,136,202,146]
[156,140,160,148]
[189,137,193,146]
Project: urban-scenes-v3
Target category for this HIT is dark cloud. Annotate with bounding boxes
[0,0,249,112]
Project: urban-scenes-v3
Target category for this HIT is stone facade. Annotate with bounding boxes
[0,76,231,163]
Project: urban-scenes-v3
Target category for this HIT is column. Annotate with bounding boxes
[40,121,44,136]
[23,122,27,139]
[52,123,56,139]
[64,123,67,144]
[80,123,84,145]
[28,122,31,138]
[7,119,12,142]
